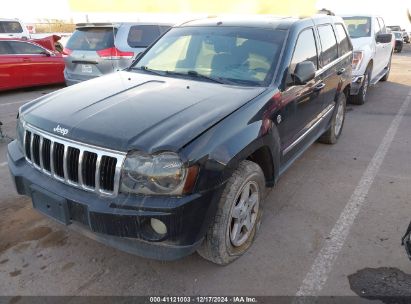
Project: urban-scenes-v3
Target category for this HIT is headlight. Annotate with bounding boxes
[16,111,24,149]
[352,51,364,70]
[120,151,198,196]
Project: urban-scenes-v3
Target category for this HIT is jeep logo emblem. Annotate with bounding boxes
[53,125,69,136]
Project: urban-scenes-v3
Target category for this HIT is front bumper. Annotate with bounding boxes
[350,75,365,96]
[7,140,224,260]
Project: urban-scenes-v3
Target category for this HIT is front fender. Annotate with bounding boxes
[182,89,281,193]
[354,47,373,76]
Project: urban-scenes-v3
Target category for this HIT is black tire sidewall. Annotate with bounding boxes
[224,171,264,257]
[198,160,265,265]
[333,93,346,139]
[359,67,371,103]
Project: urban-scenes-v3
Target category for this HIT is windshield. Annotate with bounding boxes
[132,26,286,86]
[343,17,371,38]
[0,21,23,33]
[66,27,116,51]
[394,32,402,38]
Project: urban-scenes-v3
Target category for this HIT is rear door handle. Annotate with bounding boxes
[314,82,326,91]
[22,58,31,62]
[337,68,346,75]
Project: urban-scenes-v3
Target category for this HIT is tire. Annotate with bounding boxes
[351,65,371,105]
[197,160,265,265]
[318,93,346,145]
[380,55,392,82]
[398,46,402,53]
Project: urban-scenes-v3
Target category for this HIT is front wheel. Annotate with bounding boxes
[351,67,371,105]
[197,160,265,265]
[318,93,346,145]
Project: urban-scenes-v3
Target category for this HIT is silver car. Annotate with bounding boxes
[63,22,172,85]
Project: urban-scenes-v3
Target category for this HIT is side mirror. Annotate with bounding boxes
[376,33,392,43]
[40,51,51,57]
[293,61,316,85]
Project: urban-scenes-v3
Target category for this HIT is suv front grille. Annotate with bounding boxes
[23,124,125,196]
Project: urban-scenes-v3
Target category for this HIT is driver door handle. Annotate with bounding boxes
[314,82,326,91]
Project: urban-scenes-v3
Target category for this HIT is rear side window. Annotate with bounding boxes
[0,21,23,33]
[335,24,351,55]
[8,41,45,54]
[66,27,116,51]
[317,25,338,66]
[0,41,12,54]
[127,25,162,48]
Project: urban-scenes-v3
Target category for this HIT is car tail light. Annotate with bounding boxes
[352,51,364,70]
[62,47,72,56]
[97,47,134,60]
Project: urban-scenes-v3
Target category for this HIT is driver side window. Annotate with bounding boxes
[8,41,45,55]
[288,28,318,85]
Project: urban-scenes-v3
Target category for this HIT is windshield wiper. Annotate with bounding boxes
[132,66,165,76]
[165,70,228,84]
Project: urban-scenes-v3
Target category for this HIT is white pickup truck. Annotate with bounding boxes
[0,18,31,39]
[341,15,393,104]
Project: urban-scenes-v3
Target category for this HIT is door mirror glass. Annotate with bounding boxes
[376,33,392,43]
[293,61,316,85]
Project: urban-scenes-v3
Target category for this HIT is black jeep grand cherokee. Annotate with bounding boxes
[8,15,352,265]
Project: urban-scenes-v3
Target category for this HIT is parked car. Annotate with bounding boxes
[393,31,404,52]
[402,31,410,44]
[0,39,65,91]
[342,15,393,105]
[0,18,30,40]
[63,22,172,86]
[8,15,352,265]
[387,25,409,43]
[387,25,402,32]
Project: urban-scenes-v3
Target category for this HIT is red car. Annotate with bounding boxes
[0,38,65,91]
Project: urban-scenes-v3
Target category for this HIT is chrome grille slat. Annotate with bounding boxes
[78,149,84,186]
[23,123,126,197]
[95,154,102,193]
[50,141,55,175]
[39,137,44,169]
[63,145,69,182]
[30,132,34,166]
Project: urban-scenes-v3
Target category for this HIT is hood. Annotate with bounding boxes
[350,37,373,51]
[21,71,266,152]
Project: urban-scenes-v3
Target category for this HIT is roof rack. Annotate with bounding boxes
[317,8,335,16]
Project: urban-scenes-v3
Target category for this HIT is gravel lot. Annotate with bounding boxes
[0,45,410,298]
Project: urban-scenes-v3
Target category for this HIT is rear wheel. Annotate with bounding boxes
[319,93,346,145]
[197,160,265,265]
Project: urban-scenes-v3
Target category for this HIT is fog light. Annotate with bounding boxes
[150,218,167,235]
